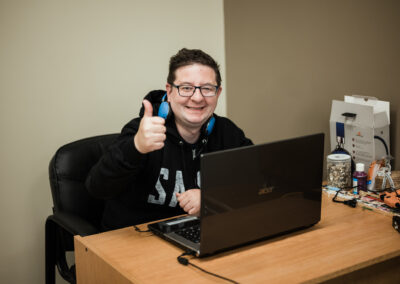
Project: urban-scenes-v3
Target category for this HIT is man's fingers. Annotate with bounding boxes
[188,208,197,215]
[151,124,166,133]
[142,100,153,117]
[150,116,166,125]
[177,189,200,215]
[152,142,165,151]
[154,133,167,141]
[143,133,166,144]
[178,196,189,208]
[140,123,166,137]
[184,203,192,213]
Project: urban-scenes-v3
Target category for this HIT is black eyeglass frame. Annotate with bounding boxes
[171,84,220,97]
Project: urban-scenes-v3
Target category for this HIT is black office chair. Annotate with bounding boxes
[45,134,118,284]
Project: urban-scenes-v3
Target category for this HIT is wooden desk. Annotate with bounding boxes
[74,193,400,283]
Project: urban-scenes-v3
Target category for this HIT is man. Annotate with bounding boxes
[86,48,252,231]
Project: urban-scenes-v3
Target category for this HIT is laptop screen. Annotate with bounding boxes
[199,133,324,255]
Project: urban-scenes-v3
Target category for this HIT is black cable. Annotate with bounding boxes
[177,252,240,284]
[374,135,389,156]
[323,184,400,194]
[326,184,400,208]
[332,186,358,208]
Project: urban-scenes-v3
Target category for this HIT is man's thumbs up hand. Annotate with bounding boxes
[134,100,166,154]
[142,99,154,118]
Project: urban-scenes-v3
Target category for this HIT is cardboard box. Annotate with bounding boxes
[329,95,390,171]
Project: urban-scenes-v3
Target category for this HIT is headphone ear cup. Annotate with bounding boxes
[158,101,170,120]
[204,116,215,136]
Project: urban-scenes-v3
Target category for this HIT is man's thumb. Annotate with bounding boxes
[142,100,153,117]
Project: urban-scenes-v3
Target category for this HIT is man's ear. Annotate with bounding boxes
[165,84,172,101]
[166,83,172,93]
[216,86,222,98]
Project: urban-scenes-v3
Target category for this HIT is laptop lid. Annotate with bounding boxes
[198,133,324,256]
[148,133,324,257]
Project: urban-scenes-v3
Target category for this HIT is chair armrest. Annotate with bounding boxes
[46,212,100,236]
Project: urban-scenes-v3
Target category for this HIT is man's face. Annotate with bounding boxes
[166,63,221,131]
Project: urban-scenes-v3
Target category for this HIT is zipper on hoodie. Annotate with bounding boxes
[179,140,200,189]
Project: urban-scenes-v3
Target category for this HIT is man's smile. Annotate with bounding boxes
[186,106,205,110]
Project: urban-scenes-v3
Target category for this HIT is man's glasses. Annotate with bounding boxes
[172,84,219,97]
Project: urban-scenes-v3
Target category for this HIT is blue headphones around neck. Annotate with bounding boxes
[157,93,215,136]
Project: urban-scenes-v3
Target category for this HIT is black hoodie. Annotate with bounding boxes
[86,90,253,230]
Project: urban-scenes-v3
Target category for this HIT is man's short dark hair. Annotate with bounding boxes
[167,48,221,87]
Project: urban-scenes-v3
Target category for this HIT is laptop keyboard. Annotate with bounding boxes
[175,225,201,243]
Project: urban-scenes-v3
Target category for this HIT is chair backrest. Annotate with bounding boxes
[49,134,119,229]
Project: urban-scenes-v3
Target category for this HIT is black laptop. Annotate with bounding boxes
[148,133,324,257]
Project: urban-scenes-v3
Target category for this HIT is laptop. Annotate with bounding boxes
[148,133,324,257]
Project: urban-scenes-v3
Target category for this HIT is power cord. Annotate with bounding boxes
[327,185,400,234]
[332,186,358,208]
[177,251,240,284]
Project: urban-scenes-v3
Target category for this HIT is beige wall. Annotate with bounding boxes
[2,0,399,282]
[225,0,399,170]
[0,0,225,283]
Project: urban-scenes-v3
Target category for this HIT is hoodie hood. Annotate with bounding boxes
[138,90,166,117]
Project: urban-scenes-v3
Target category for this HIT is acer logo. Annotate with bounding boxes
[258,187,274,195]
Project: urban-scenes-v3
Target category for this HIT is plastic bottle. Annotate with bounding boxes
[353,163,367,194]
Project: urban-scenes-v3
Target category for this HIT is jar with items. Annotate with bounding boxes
[327,154,352,190]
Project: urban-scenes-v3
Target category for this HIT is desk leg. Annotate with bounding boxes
[45,219,56,284]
